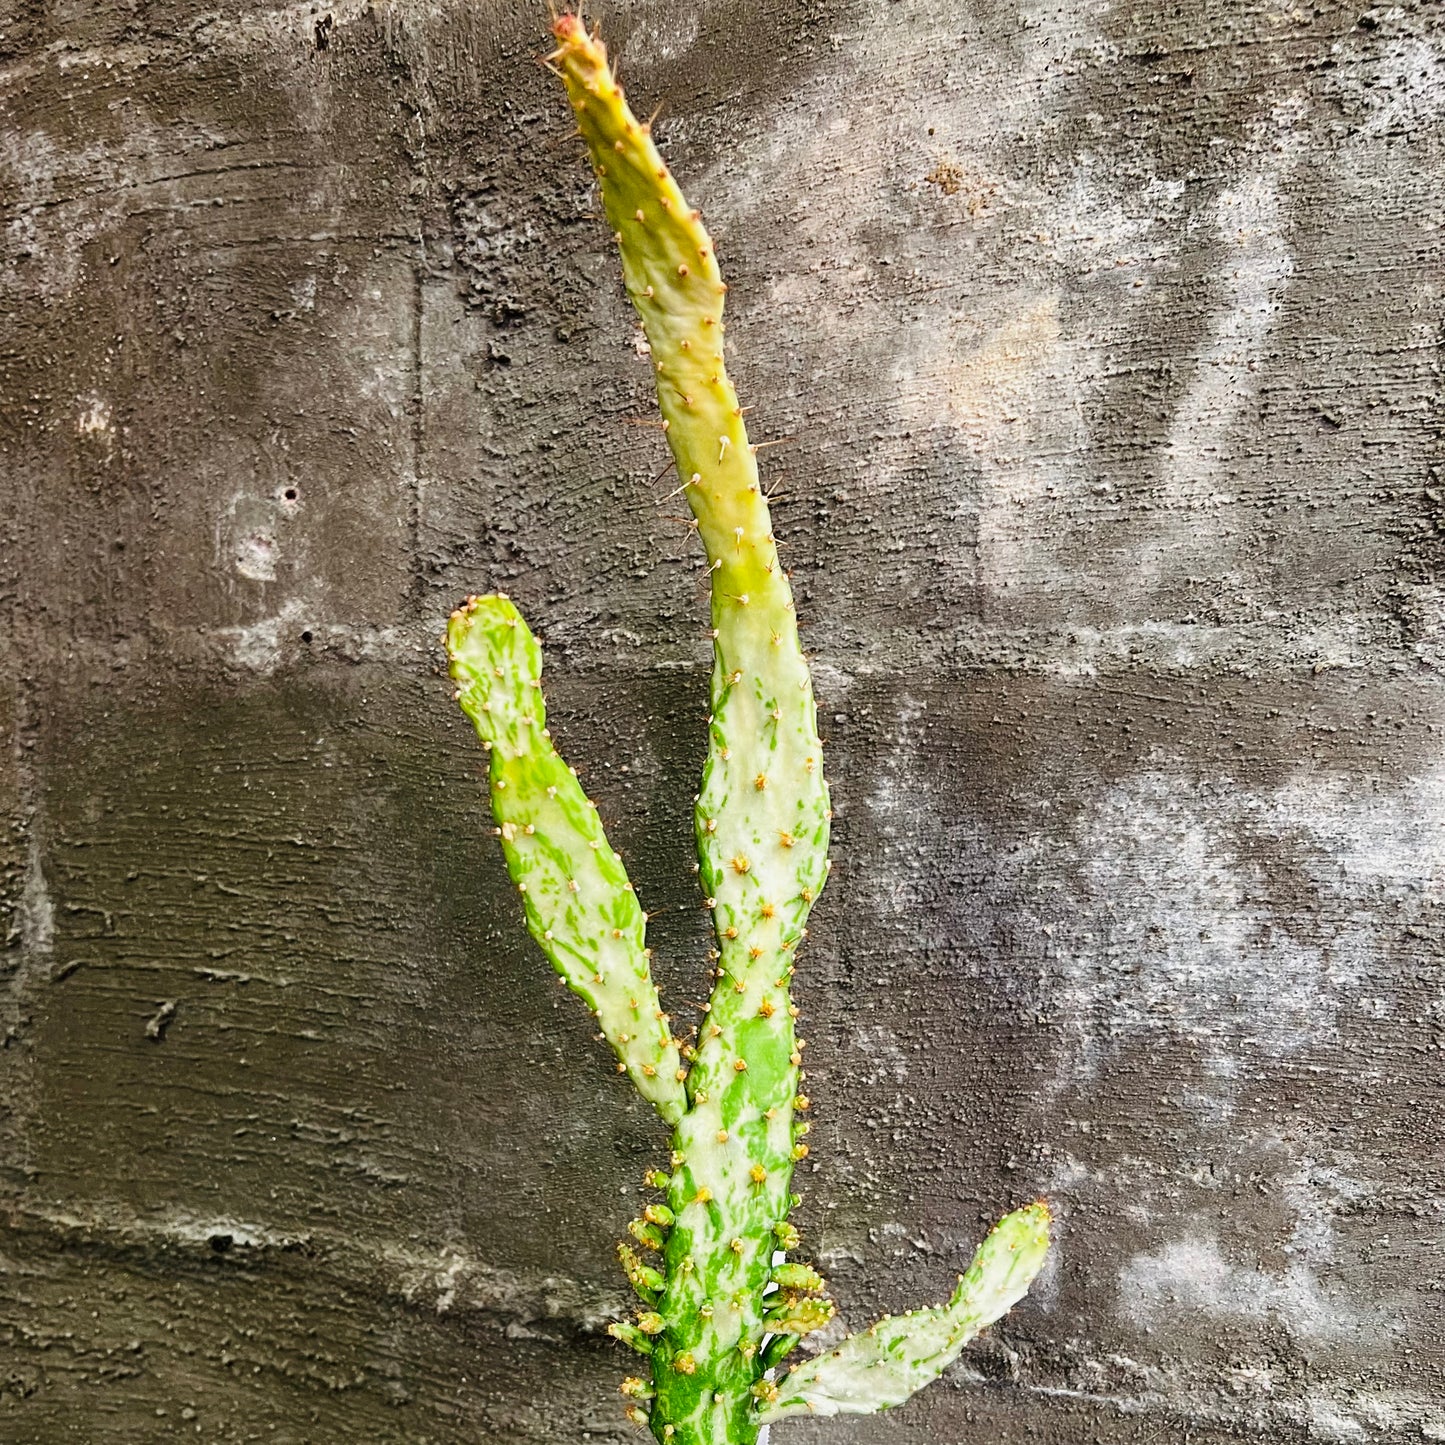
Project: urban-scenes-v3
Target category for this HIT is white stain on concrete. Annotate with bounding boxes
[850,1023,912,1086]
[1305,1393,1373,1441]
[0,129,121,301]
[214,603,413,675]
[1118,1171,1389,1348]
[21,835,54,958]
[1054,770,1372,1090]
[221,491,282,583]
[1156,98,1308,531]
[1046,749,1445,1096]
[621,5,704,64]
[1047,166,1186,282]
[76,396,111,434]
[289,273,317,312]
[218,599,305,672]
[862,690,1011,927]
[1031,759,1442,1130]
[1272,763,1445,892]
[932,294,1064,454]
[1349,33,1445,138]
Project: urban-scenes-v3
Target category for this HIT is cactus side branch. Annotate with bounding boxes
[756,1202,1053,1422]
[448,594,686,1125]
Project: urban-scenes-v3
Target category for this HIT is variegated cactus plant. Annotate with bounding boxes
[444,16,1051,1443]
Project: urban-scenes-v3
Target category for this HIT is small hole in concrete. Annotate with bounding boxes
[209,1234,233,1254]
[301,630,314,644]
[283,487,298,501]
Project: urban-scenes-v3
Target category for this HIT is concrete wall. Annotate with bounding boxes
[2,0,1441,1439]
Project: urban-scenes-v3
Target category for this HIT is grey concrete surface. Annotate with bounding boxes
[2,0,1442,1440]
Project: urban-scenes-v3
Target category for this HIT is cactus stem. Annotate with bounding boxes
[441,17,1073,1443]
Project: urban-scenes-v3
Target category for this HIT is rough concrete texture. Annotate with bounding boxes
[1,0,1442,1440]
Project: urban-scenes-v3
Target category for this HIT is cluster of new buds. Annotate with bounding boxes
[444,16,1051,1444]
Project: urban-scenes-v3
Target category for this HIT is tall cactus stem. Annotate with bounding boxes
[549,16,829,1442]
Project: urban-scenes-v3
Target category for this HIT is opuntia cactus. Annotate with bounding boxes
[444,16,1051,1443]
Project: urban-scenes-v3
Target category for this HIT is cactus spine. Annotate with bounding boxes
[445,16,1051,1443]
